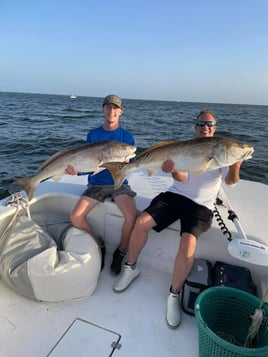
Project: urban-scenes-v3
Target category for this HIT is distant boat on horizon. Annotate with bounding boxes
[69,95,77,99]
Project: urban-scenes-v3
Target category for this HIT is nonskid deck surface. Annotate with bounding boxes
[1,173,268,356]
[0,251,198,357]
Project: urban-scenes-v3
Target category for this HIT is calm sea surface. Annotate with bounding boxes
[0,91,267,199]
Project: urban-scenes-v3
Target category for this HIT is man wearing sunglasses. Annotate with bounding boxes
[113,109,242,328]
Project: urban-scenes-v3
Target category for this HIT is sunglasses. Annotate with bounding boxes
[195,121,217,127]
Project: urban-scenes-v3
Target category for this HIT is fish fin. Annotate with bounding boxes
[205,157,215,171]
[191,170,206,175]
[101,162,129,189]
[89,159,105,175]
[147,168,159,176]
[51,175,62,182]
[152,140,177,146]
[136,141,176,160]
[13,177,37,201]
[91,167,105,175]
[191,157,214,174]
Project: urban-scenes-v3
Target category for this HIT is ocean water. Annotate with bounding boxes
[0,91,267,199]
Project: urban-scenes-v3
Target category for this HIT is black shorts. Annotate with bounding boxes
[145,191,213,238]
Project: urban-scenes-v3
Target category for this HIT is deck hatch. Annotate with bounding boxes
[47,317,121,356]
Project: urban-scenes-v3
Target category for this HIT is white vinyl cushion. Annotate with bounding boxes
[28,227,101,302]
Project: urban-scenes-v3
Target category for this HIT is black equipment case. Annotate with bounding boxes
[181,258,213,315]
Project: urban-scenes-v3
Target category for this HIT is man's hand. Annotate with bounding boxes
[65,164,78,175]
[162,159,174,173]
[162,159,187,182]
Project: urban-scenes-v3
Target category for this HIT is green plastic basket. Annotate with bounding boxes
[195,287,268,357]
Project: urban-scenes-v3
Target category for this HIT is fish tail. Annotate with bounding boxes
[13,177,37,201]
[101,162,129,189]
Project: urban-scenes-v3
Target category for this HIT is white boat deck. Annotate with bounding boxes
[1,253,198,356]
[1,171,268,356]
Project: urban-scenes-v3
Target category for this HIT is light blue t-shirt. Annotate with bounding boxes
[86,126,135,185]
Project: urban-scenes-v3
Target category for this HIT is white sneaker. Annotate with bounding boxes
[166,292,182,328]
[113,264,140,292]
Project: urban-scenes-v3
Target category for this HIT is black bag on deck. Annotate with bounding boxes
[181,258,213,315]
[213,261,257,295]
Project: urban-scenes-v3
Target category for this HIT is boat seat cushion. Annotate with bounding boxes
[0,212,101,302]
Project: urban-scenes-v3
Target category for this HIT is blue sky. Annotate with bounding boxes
[1,0,268,105]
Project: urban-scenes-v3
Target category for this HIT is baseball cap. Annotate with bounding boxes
[103,95,122,108]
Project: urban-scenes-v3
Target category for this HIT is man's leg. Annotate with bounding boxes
[114,194,137,250]
[110,194,137,274]
[71,196,106,269]
[166,232,197,328]
[113,212,156,291]
[70,196,99,238]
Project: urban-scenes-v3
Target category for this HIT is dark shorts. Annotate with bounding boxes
[82,184,136,202]
[145,191,213,238]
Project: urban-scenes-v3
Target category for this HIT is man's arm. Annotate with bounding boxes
[162,159,242,184]
[162,159,187,182]
[224,161,242,185]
